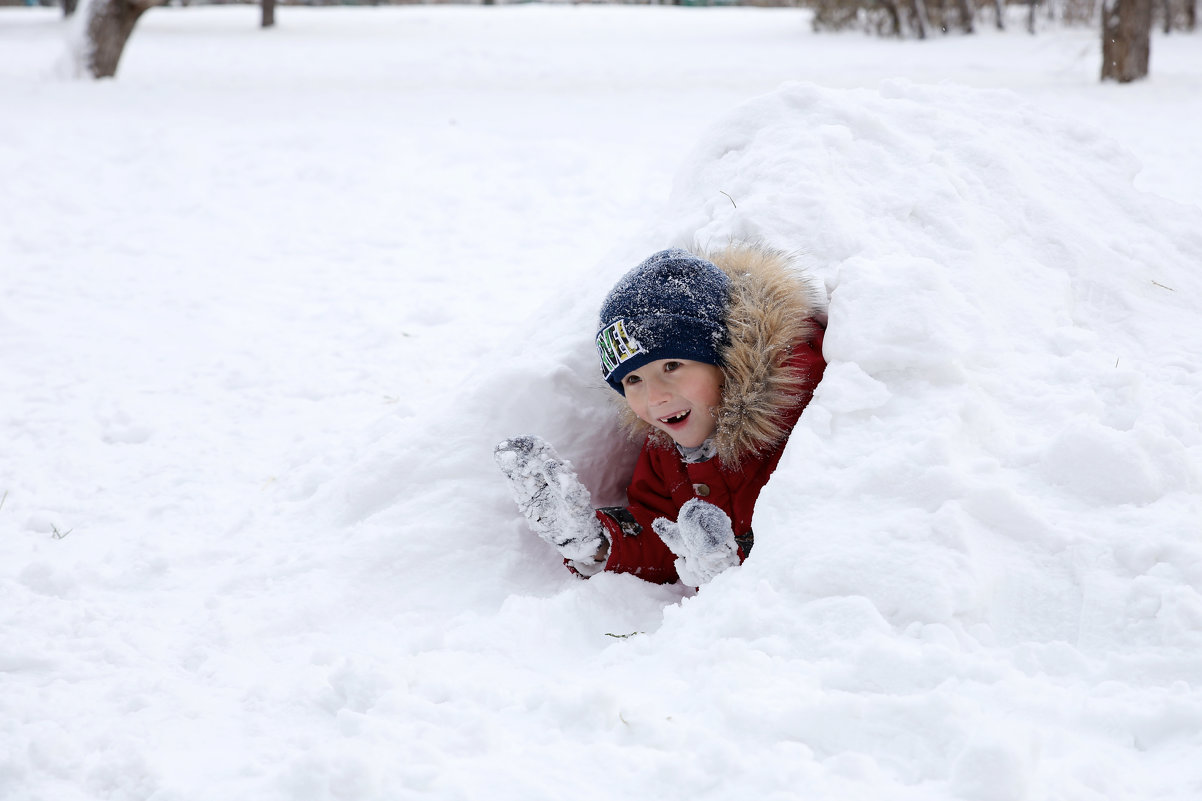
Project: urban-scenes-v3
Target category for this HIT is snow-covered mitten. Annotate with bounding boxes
[652,498,740,587]
[493,435,607,565]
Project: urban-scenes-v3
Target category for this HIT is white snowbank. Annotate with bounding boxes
[284,79,1202,800]
[648,80,1202,797]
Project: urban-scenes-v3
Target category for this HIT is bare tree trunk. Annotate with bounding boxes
[1186,0,1197,28]
[994,0,1006,28]
[261,0,275,28]
[86,0,163,78]
[930,0,946,31]
[1101,0,1153,82]
[63,0,79,18]
[1162,0,1171,31]
[957,0,976,32]
[913,0,932,36]
[879,0,904,34]
[1028,0,1039,32]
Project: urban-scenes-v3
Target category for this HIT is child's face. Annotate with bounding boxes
[620,359,724,448]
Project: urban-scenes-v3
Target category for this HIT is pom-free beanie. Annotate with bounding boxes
[596,249,731,395]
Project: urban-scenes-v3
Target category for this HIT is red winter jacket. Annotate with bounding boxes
[589,244,827,585]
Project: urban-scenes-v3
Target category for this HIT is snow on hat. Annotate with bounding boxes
[596,248,731,395]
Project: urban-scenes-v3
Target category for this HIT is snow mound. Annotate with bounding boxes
[642,80,1202,796]
[280,81,1202,799]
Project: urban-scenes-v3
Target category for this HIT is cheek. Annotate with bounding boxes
[687,379,723,411]
[701,371,725,410]
[625,393,652,423]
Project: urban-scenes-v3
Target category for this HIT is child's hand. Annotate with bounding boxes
[494,435,607,565]
[652,499,740,587]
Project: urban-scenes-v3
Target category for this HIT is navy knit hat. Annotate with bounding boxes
[596,249,731,394]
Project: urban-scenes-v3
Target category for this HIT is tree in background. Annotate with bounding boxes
[1101,0,1153,81]
[1161,0,1198,29]
[79,0,279,78]
[84,0,167,78]
[812,0,976,37]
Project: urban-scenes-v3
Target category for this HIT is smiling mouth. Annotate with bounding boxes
[659,411,690,425]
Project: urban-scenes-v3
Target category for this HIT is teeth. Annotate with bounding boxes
[660,411,688,424]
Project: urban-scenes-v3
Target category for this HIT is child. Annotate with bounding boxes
[494,243,826,586]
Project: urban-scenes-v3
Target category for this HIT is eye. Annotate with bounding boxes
[663,361,682,372]
[623,374,641,387]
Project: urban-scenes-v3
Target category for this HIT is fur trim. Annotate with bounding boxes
[613,242,826,466]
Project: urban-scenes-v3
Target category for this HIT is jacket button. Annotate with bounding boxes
[693,483,710,497]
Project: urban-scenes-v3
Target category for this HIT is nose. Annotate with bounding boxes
[645,374,671,405]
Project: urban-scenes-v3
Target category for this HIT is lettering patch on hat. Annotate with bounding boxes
[597,319,646,378]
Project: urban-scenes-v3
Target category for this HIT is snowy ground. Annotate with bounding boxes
[2,6,1202,800]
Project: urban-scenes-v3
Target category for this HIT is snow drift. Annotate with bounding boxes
[283,81,1202,799]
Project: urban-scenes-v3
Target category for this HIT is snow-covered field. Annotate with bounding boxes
[3,6,1202,800]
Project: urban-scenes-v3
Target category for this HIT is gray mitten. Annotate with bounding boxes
[652,498,741,587]
[494,435,607,564]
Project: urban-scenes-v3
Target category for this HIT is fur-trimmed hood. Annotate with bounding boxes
[613,242,826,466]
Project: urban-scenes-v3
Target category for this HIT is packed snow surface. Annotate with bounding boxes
[3,6,1202,800]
